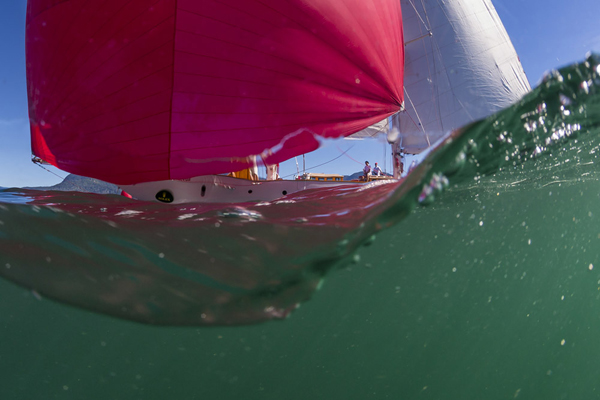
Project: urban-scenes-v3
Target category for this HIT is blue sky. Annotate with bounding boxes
[1,0,599,187]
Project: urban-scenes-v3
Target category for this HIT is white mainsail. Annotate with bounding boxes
[397,0,531,152]
[351,0,531,154]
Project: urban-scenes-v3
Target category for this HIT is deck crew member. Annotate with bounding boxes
[372,162,382,176]
[362,161,372,180]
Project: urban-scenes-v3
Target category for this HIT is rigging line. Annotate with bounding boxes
[383,140,387,174]
[32,158,66,181]
[32,157,90,193]
[408,0,430,31]
[419,0,433,32]
[335,144,363,165]
[31,159,84,192]
[420,0,444,131]
[403,0,439,143]
[403,87,431,147]
[414,0,470,134]
[280,144,356,179]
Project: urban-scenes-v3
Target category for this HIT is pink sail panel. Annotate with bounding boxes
[27,0,404,185]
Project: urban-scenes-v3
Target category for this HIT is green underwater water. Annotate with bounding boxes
[1,55,600,399]
[3,179,600,400]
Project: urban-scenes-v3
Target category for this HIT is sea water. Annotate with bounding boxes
[0,55,599,399]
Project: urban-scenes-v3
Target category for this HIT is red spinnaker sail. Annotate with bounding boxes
[26,0,404,185]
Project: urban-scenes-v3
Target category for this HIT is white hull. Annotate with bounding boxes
[120,175,367,204]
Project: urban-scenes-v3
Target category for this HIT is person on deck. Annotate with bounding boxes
[372,162,382,176]
[266,164,280,180]
[362,161,372,181]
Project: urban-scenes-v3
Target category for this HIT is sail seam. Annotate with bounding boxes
[404,0,439,143]
[168,0,178,180]
[403,87,430,147]
[173,87,388,105]
[409,0,430,30]
[173,52,389,104]
[182,2,399,105]
[431,0,476,125]
[43,8,173,126]
[173,114,397,136]
[65,89,173,131]
[55,109,395,155]
[252,0,401,105]
[51,112,172,151]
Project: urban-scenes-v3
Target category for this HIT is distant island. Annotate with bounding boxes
[25,174,121,195]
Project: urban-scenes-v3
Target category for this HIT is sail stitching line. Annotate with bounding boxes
[251,0,401,105]
[44,9,173,122]
[54,110,396,157]
[175,11,382,99]
[404,0,434,146]
[50,110,170,151]
[403,87,430,147]
[65,88,173,132]
[167,1,179,180]
[205,0,398,102]
[42,0,138,103]
[59,68,174,128]
[39,0,108,99]
[50,38,174,125]
[174,86,389,110]
[174,51,391,104]
[26,0,71,20]
[42,0,164,119]
[431,0,476,123]
[173,112,398,137]
[57,107,395,150]
[419,0,445,134]
[413,0,476,136]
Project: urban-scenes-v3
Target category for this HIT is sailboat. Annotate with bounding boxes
[26,0,404,203]
[26,0,528,204]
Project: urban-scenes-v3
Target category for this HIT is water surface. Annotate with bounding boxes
[1,55,599,399]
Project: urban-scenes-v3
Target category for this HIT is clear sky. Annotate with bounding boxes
[1,0,599,187]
